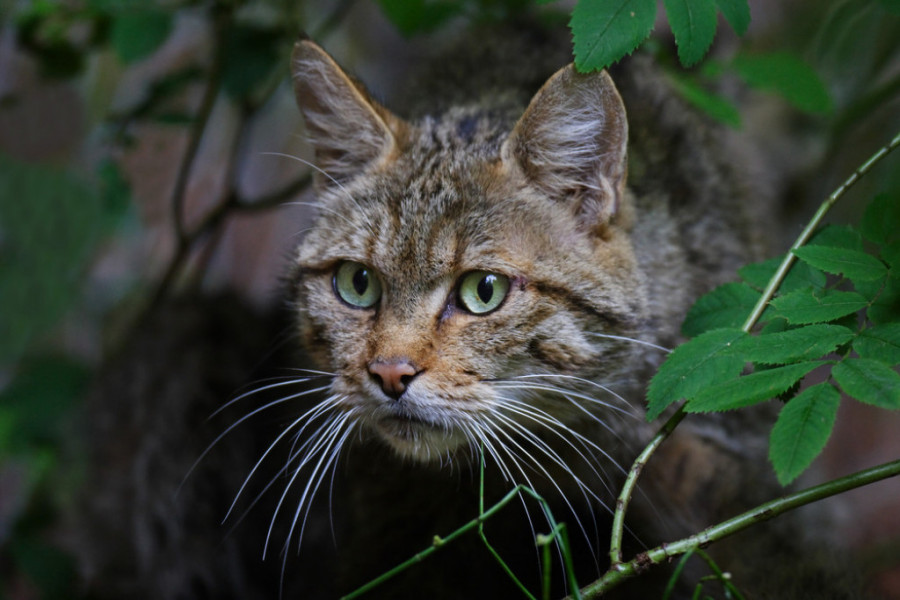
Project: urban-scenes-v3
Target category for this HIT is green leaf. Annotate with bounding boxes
[88,0,161,9]
[792,246,887,283]
[854,324,900,365]
[666,71,741,128]
[769,383,840,486]
[377,0,462,36]
[769,289,868,325]
[151,112,196,125]
[809,224,863,251]
[713,0,750,35]
[739,256,827,294]
[883,241,900,270]
[97,159,131,225]
[221,25,283,99]
[861,194,900,246]
[736,324,855,365]
[646,328,747,420]
[0,156,101,361]
[25,41,86,79]
[110,10,173,64]
[10,537,77,600]
[876,0,900,15]
[759,317,789,335]
[682,282,760,337]
[571,0,657,72]
[868,273,900,325]
[686,361,824,413]
[833,358,900,409]
[732,52,832,114]
[0,356,90,452]
[664,0,718,67]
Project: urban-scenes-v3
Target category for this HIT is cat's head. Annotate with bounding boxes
[289,39,647,462]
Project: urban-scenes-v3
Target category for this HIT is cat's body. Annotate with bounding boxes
[73,22,858,600]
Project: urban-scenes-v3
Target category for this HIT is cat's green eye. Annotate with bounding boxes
[334,261,383,308]
[458,271,510,315]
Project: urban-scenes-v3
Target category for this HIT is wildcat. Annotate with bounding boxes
[73,22,860,600]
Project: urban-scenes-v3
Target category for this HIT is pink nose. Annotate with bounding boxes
[368,358,420,399]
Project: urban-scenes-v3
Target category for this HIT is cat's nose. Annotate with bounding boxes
[368,358,421,400]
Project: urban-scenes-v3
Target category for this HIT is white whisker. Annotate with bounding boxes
[180,384,333,496]
[500,397,624,478]
[477,417,573,582]
[493,380,634,415]
[586,331,671,353]
[213,377,328,418]
[261,151,378,237]
[511,373,636,406]
[264,413,347,559]
[287,419,355,554]
[485,411,600,551]
[224,394,342,520]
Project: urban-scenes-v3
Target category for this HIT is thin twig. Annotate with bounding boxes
[580,458,900,598]
[150,6,232,307]
[478,454,537,600]
[339,484,525,600]
[170,5,232,243]
[342,458,583,600]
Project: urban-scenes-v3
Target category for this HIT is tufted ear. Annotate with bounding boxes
[502,65,628,232]
[291,38,405,188]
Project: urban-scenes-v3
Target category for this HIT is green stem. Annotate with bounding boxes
[580,457,900,599]
[662,548,696,600]
[478,452,536,600]
[608,407,685,565]
[340,484,525,600]
[343,466,584,600]
[742,128,900,330]
[694,549,747,600]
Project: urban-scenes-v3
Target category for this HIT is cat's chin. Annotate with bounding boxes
[372,416,469,462]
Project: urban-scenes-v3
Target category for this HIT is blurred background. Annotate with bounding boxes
[1,0,899,597]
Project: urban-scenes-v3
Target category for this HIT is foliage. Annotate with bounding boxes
[0,356,88,598]
[648,181,900,486]
[0,156,128,362]
[565,0,744,71]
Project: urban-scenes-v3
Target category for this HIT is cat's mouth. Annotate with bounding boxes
[372,412,468,460]
[375,412,434,439]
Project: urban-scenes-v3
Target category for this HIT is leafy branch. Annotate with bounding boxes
[566,0,750,72]
[596,128,900,594]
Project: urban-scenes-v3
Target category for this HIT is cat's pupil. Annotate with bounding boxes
[352,268,369,296]
[477,275,495,303]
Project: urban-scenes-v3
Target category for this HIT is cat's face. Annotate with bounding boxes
[290,40,647,462]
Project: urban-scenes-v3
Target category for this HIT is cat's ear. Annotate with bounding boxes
[502,65,628,231]
[291,38,404,187]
